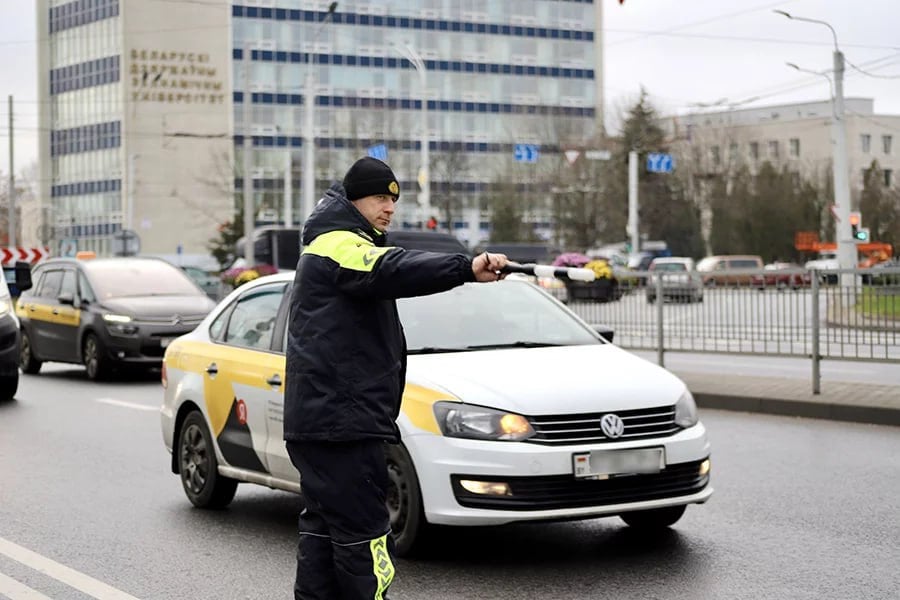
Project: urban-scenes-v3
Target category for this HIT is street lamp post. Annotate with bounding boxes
[776,10,856,287]
[393,42,430,216]
[301,2,338,225]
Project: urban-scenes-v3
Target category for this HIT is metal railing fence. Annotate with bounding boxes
[562,266,900,394]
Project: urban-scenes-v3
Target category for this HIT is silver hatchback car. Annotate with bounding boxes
[646,257,704,303]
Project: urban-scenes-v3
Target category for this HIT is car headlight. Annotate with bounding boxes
[103,313,138,335]
[433,402,535,441]
[674,389,699,428]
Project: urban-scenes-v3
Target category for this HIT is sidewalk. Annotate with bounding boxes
[671,370,900,427]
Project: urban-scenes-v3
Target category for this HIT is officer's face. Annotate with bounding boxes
[352,194,397,231]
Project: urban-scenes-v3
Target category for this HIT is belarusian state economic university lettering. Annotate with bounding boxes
[129,48,226,104]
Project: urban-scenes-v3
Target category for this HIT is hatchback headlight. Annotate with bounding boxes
[674,389,699,428]
[433,402,535,441]
[103,313,138,335]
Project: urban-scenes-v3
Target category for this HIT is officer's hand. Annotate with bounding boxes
[472,252,509,282]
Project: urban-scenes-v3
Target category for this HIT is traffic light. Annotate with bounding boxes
[426,216,437,231]
[849,211,862,240]
[855,227,870,242]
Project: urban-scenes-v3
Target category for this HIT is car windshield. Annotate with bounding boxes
[398,280,602,353]
[86,259,203,299]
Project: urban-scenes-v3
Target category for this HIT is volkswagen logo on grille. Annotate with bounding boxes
[172,315,182,326]
[600,413,625,439]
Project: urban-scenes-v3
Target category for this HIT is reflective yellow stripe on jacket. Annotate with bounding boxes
[302,230,392,272]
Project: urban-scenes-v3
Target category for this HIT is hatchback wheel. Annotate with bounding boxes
[620,505,686,529]
[19,331,42,375]
[178,411,238,508]
[82,333,110,381]
[385,443,428,557]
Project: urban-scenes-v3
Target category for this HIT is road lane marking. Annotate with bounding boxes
[0,572,54,600]
[95,398,158,412]
[0,537,141,600]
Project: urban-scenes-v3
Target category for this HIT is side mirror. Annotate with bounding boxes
[14,261,32,293]
[593,324,614,343]
[58,292,75,306]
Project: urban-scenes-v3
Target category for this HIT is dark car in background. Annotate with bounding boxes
[387,230,472,256]
[16,256,216,380]
[0,263,32,401]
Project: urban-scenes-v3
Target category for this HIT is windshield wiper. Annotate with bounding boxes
[407,347,468,355]
[464,341,563,350]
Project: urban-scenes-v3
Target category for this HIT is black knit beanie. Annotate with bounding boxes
[342,157,400,201]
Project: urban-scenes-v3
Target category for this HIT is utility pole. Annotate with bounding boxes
[301,2,338,225]
[242,44,255,266]
[776,10,855,288]
[627,150,639,254]
[284,151,292,229]
[7,95,16,249]
[393,42,430,217]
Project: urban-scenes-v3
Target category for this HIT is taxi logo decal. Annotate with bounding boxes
[217,396,267,473]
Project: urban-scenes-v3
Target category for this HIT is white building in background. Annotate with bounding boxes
[37,0,234,260]
[663,98,899,196]
[36,0,605,258]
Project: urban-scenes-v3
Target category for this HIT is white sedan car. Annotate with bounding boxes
[161,273,712,555]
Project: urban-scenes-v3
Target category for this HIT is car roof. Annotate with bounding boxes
[385,230,471,256]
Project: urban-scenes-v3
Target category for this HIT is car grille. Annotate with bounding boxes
[525,405,680,445]
[133,314,206,327]
[451,460,708,511]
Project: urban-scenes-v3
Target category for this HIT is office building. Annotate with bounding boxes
[37,0,603,258]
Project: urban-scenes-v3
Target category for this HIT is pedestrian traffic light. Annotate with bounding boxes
[426,216,437,231]
[855,227,870,242]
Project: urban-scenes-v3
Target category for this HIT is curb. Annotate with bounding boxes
[694,392,900,428]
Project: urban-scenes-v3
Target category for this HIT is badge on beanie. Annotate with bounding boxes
[388,181,399,195]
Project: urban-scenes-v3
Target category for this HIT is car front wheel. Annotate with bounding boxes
[178,411,238,508]
[82,333,111,381]
[620,504,686,529]
[19,331,42,374]
[385,443,429,557]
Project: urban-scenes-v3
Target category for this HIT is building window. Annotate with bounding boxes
[749,142,759,160]
[789,138,800,157]
[710,145,720,166]
[883,135,893,155]
[885,169,893,188]
[729,143,738,162]
[861,134,871,153]
[768,140,779,159]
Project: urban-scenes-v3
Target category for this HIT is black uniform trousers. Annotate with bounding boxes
[286,439,396,600]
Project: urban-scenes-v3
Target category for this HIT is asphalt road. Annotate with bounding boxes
[1,364,898,599]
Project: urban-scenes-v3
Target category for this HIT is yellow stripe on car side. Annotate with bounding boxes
[15,301,81,326]
[303,230,393,272]
[168,340,285,436]
[167,340,455,437]
[401,383,458,434]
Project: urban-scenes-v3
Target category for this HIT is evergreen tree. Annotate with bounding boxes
[207,207,244,270]
[861,160,900,248]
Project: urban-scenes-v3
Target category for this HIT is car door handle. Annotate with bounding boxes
[266,374,282,387]
[52,309,59,315]
[206,363,218,375]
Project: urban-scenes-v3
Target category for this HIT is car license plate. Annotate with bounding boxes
[159,337,174,348]
[573,448,665,479]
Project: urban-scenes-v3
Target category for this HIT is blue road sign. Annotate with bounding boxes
[646,152,674,173]
[514,144,540,163]
[367,144,388,161]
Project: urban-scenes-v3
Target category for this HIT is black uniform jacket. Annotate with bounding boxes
[283,184,475,443]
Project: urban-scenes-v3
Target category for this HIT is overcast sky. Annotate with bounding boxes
[1,0,898,178]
